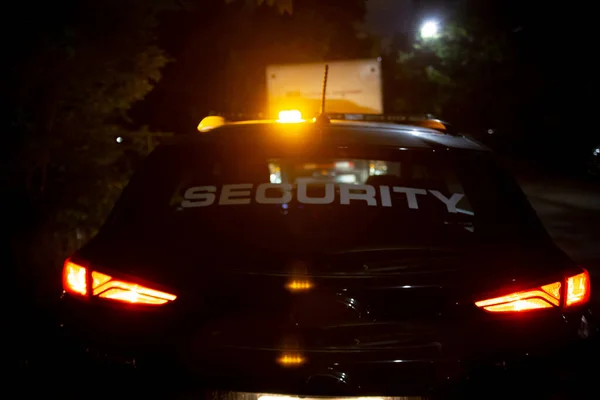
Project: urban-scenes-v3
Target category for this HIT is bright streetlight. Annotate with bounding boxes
[420,20,439,39]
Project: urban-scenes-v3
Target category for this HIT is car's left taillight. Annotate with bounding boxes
[475,268,590,313]
[62,258,177,305]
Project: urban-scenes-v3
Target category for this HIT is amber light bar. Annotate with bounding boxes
[63,259,176,305]
[475,269,590,313]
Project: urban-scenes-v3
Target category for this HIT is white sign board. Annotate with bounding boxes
[266,59,383,118]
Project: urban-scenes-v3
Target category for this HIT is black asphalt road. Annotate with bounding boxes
[518,175,600,308]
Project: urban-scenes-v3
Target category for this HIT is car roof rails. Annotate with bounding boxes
[325,113,459,135]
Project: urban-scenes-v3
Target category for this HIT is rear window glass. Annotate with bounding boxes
[107,142,539,250]
[174,158,472,212]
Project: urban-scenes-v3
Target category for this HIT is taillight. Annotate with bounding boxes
[475,269,590,313]
[91,271,176,305]
[63,259,87,296]
[566,271,590,307]
[62,258,177,305]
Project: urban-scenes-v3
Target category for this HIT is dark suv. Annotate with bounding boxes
[59,118,594,398]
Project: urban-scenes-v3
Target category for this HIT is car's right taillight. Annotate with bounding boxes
[565,270,591,307]
[475,268,591,313]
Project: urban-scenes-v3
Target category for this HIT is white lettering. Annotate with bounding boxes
[297,182,335,204]
[256,183,293,204]
[340,184,377,206]
[181,186,216,208]
[379,185,392,207]
[393,187,427,209]
[180,183,465,213]
[219,184,253,205]
[428,190,465,213]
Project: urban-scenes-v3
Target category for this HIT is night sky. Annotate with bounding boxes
[366,0,450,35]
[366,0,414,35]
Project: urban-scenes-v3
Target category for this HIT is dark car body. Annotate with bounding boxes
[58,120,594,398]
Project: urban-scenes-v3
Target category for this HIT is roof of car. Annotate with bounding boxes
[175,119,491,152]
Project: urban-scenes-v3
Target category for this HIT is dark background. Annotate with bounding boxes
[3,0,599,371]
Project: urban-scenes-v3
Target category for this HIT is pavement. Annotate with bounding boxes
[517,173,600,307]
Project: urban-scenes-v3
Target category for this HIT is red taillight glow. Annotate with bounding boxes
[475,282,561,312]
[566,271,591,307]
[475,269,590,313]
[63,259,87,296]
[91,271,176,305]
[62,259,176,305]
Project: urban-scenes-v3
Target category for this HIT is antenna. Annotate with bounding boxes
[315,64,330,124]
[320,64,329,114]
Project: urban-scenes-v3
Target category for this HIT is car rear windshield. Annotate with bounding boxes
[105,140,544,251]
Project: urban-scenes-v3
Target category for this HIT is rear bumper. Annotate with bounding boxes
[50,295,597,397]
